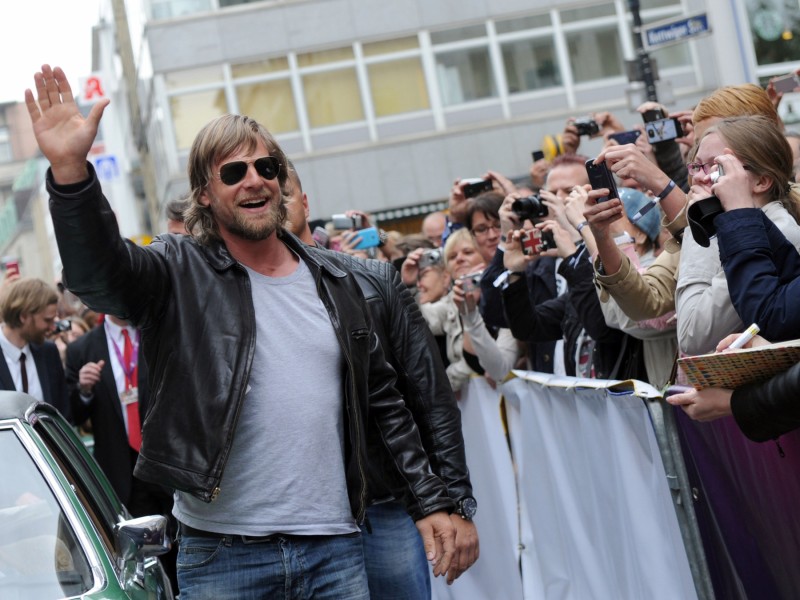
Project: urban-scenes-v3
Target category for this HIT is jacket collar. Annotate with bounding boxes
[199,229,348,278]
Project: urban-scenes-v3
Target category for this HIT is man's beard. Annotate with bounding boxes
[212,193,287,241]
[228,206,282,240]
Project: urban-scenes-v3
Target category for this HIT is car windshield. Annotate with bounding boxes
[0,429,94,597]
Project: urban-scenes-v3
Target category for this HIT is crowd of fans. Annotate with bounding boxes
[6,69,800,597]
[298,75,800,442]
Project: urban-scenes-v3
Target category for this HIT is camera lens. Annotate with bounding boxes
[512,195,548,221]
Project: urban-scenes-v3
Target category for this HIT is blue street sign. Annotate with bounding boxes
[94,155,120,181]
[642,13,711,50]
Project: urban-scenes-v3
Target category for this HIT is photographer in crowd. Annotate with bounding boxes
[404,228,519,392]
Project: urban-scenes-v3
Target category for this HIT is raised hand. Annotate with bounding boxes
[25,64,109,184]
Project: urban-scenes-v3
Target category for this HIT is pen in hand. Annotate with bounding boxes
[727,323,760,350]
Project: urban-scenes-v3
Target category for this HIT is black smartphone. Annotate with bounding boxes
[608,130,641,145]
[462,178,493,198]
[642,108,667,123]
[532,149,545,162]
[585,158,619,203]
[644,117,683,143]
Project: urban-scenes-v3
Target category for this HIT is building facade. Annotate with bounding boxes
[96,0,800,230]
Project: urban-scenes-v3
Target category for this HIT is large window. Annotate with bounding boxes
[502,38,562,93]
[233,58,299,133]
[435,47,496,106]
[0,128,11,164]
[159,0,696,153]
[166,66,228,150]
[364,37,430,117]
[566,25,624,83]
[298,47,365,127]
[747,0,800,66]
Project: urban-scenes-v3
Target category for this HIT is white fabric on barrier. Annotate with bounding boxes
[432,377,523,600]
[434,375,696,600]
[504,376,697,600]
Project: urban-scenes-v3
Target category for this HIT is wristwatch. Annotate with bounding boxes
[455,496,478,521]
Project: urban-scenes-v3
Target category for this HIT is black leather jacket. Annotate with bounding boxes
[731,361,800,442]
[334,254,473,505]
[47,166,453,523]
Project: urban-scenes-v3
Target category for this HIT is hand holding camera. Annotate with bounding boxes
[581,188,624,242]
[460,177,493,199]
[453,271,483,315]
[331,213,365,230]
[400,247,426,287]
[418,248,444,271]
[503,229,538,273]
[520,228,556,256]
[499,193,523,237]
[706,153,756,212]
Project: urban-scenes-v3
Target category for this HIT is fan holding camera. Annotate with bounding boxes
[444,172,518,247]
[562,112,628,155]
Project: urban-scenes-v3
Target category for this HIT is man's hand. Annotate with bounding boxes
[78,360,105,396]
[25,64,108,185]
[445,514,480,584]
[401,248,425,287]
[415,510,456,577]
[449,180,470,225]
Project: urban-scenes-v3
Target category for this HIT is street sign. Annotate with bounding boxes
[80,74,107,103]
[642,13,711,50]
[94,155,120,181]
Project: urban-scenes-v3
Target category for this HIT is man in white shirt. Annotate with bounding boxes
[0,277,68,418]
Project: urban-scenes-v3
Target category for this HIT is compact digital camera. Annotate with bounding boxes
[459,271,483,293]
[54,319,72,334]
[331,214,364,230]
[574,117,600,137]
[418,248,443,271]
[462,178,493,199]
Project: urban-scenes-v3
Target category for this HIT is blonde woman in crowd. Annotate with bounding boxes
[404,228,520,392]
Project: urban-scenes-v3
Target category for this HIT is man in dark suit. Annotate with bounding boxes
[0,277,69,419]
[66,314,177,589]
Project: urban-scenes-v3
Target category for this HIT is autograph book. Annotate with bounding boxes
[677,339,800,390]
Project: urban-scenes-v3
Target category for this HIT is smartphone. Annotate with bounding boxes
[773,73,800,94]
[2,257,19,277]
[532,149,545,162]
[585,159,619,203]
[521,229,556,255]
[644,117,683,143]
[642,108,667,123]
[331,214,363,230]
[352,227,381,250]
[608,130,641,145]
[461,178,493,199]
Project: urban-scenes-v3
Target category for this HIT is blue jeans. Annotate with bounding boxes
[177,532,369,600]
[362,501,431,600]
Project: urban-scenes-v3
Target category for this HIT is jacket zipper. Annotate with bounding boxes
[207,264,256,502]
[314,269,368,523]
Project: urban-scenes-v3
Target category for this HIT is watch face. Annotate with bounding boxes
[459,497,478,520]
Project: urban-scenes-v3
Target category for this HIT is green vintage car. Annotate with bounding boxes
[0,392,174,599]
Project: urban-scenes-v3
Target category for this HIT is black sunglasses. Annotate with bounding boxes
[217,156,281,186]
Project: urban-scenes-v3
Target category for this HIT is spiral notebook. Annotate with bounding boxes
[677,338,800,390]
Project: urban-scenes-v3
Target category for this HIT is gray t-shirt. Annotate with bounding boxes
[174,259,355,536]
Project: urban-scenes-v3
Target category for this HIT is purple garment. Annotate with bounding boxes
[675,407,800,599]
